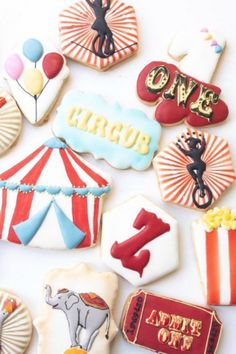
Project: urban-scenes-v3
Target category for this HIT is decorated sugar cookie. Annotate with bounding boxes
[153,128,235,210]
[121,290,222,354]
[59,0,138,71]
[0,138,111,249]
[0,90,22,155]
[101,195,179,286]
[0,289,32,353]
[53,91,161,170]
[193,208,236,305]
[5,38,69,125]
[35,263,118,354]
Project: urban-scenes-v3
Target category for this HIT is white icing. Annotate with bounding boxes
[101,195,179,286]
[218,227,231,305]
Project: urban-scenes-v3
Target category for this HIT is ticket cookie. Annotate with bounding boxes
[193,208,236,305]
[0,289,32,353]
[153,128,235,210]
[5,38,69,125]
[53,91,161,170]
[168,27,226,83]
[121,290,222,354]
[59,0,138,71]
[101,195,179,286]
[0,90,22,155]
[0,137,111,249]
[35,263,118,354]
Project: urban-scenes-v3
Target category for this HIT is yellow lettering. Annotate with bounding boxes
[88,115,108,137]
[158,328,170,344]
[189,319,202,337]
[190,84,219,120]
[66,107,79,127]
[181,335,194,351]
[135,134,151,155]
[122,126,140,148]
[146,310,159,326]
[146,66,170,93]
[77,109,93,131]
[168,331,182,349]
[159,311,170,327]
[181,317,191,335]
[169,315,183,331]
[107,123,122,144]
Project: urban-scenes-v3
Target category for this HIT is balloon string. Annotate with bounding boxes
[37,80,50,99]
[16,80,34,98]
[34,96,38,123]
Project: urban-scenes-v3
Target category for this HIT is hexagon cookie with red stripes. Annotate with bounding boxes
[59,0,138,71]
[153,128,236,210]
[0,137,111,250]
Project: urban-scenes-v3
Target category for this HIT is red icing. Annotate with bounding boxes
[111,209,170,277]
[42,52,64,79]
[137,61,228,127]
[80,293,109,310]
[0,97,7,108]
[122,290,222,354]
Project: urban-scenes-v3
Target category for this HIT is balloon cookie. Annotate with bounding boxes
[5,38,69,125]
[53,91,161,170]
[59,0,138,71]
[0,137,111,249]
[153,128,235,210]
[121,290,222,354]
[193,208,236,305]
[35,263,118,354]
[0,289,32,353]
[101,195,179,286]
[0,90,22,155]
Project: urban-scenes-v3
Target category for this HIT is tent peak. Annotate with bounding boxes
[44,138,67,149]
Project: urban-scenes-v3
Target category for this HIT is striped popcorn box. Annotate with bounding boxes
[193,208,236,305]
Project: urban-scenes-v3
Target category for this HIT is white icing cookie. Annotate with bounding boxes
[35,263,118,354]
[101,195,179,286]
[4,38,69,125]
[0,90,22,155]
[168,27,226,83]
[193,208,236,306]
[0,289,32,354]
[0,137,111,250]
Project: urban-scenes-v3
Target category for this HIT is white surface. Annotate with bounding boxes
[0,0,235,353]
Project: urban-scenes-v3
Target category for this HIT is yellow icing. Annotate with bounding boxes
[23,68,44,96]
[64,349,86,354]
[203,208,236,231]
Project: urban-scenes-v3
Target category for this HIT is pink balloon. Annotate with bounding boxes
[5,54,24,80]
[42,53,64,79]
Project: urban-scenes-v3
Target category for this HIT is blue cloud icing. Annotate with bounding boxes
[53,91,161,170]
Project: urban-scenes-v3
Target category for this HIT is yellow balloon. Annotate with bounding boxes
[23,68,44,96]
[64,349,87,354]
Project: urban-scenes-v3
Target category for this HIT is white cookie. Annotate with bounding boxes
[4,38,69,125]
[101,195,179,286]
[35,263,118,354]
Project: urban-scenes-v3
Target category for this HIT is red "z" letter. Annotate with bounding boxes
[111,209,170,277]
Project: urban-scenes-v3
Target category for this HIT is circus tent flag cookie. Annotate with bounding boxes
[121,290,222,354]
[0,90,22,155]
[53,91,161,170]
[4,38,69,125]
[193,208,236,305]
[59,0,138,71]
[0,289,32,353]
[0,137,111,250]
[101,195,179,286]
[153,128,235,210]
[35,263,118,354]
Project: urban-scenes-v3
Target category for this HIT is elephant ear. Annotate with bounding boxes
[65,293,79,310]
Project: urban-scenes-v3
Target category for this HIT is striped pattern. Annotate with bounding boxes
[0,140,110,249]
[154,128,235,209]
[0,290,32,354]
[0,91,22,155]
[59,0,138,71]
[193,222,236,305]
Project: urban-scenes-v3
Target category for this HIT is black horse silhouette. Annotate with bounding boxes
[86,0,115,58]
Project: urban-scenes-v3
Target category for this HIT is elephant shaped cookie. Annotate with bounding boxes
[35,263,118,354]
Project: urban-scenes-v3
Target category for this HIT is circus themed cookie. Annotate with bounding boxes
[153,128,235,210]
[53,91,161,170]
[121,290,222,354]
[193,208,236,305]
[101,195,179,286]
[35,263,118,354]
[5,38,69,125]
[168,27,226,83]
[0,137,111,249]
[0,289,32,353]
[0,90,22,155]
[59,0,138,71]
[137,61,228,127]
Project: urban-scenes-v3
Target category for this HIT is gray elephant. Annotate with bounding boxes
[45,285,111,351]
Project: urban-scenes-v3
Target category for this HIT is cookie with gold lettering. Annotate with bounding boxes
[121,290,222,354]
[53,91,161,170]
[101,195,179,286]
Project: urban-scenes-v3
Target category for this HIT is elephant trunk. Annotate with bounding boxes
[45,284,53,305]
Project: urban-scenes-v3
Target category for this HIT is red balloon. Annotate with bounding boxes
[42,53,64,79]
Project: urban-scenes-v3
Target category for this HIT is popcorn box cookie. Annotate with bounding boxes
[121,290,222,354]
